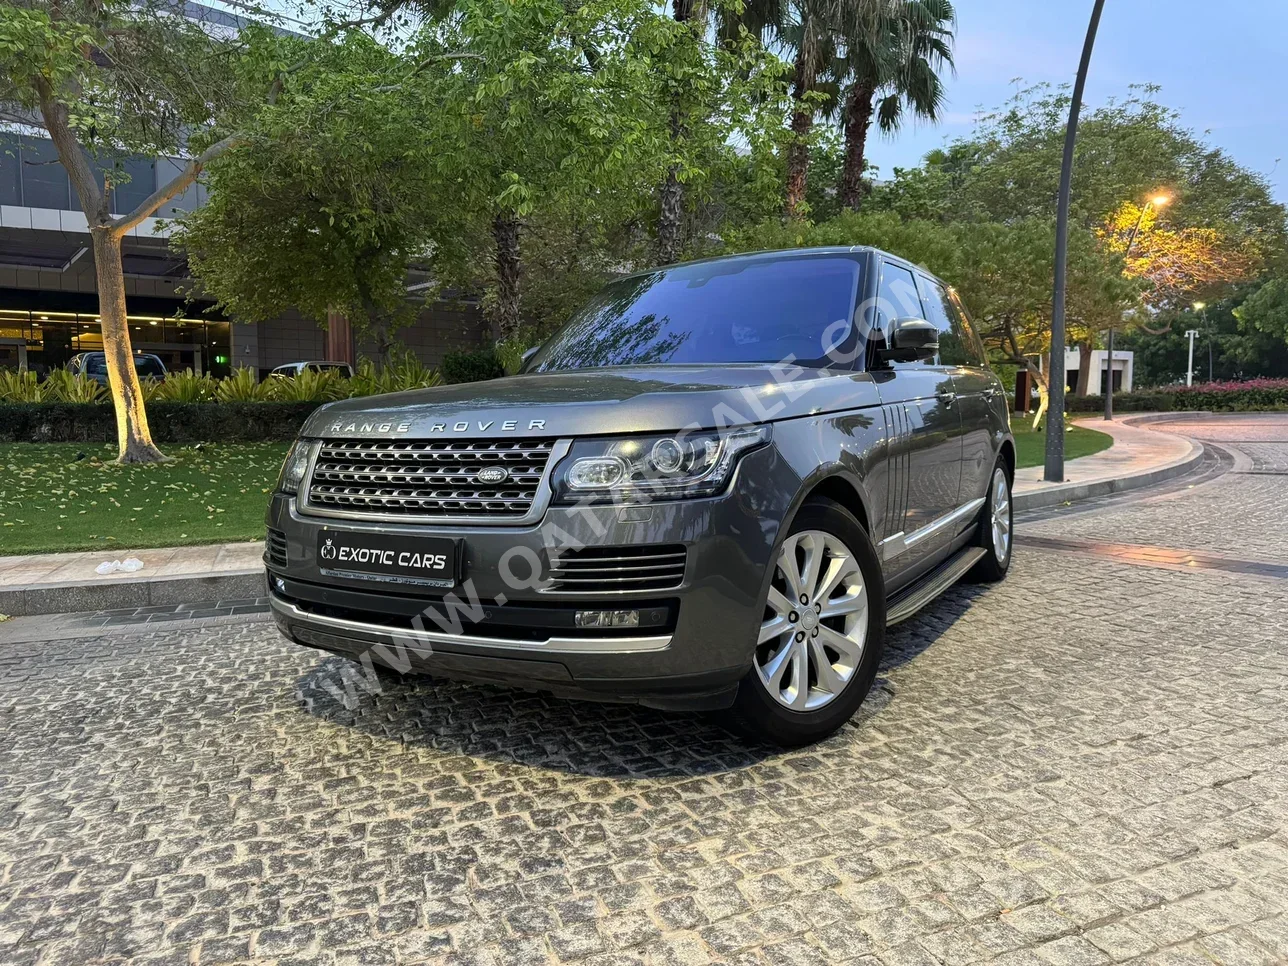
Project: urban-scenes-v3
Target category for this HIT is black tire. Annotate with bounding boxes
[724,497,887,747]
[966,456,1013,583]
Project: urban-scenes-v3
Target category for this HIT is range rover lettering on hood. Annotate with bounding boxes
[327,418,548,435]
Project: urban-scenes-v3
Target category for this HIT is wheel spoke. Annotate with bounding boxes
[814,553,856,603]
[779,536,806,600]
[818,624,864,664]
[788,639,810,708]
[766,585,794,618]
[798,533,823,603]
[760,640,793,690]
[820,582,866,619]
[758,615,791,645]
[808,636,845,694]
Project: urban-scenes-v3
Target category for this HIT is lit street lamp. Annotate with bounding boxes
[1106,193,1171,421]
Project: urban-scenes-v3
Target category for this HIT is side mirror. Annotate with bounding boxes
[877,318,939,364]
[519,346,540,371]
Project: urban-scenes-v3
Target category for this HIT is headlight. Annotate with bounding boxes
[552,427,770,504]
[277,440,316,495]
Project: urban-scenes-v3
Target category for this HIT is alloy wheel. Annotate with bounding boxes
[755,530,868,711]
[991,468,1011,563]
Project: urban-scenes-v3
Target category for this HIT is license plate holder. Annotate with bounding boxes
[316,530,459,589]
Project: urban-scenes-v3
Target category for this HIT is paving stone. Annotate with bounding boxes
[3,416,1288,965]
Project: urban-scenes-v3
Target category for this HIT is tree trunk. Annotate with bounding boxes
[839,82,876,211]
[654,0,696,265]
[656,164,684,265]
[784,26,819,218]
[1076,341,1093,396]
[89,229,165,463]
[492,213,523,342]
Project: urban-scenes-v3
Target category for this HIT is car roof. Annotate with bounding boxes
[623,246,947,287]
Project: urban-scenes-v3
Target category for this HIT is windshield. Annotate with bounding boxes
[526,255,863,372]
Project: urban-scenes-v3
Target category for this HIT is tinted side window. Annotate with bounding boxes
[916,277,965,366]
[946,289,989,368]
[877,263,924,331]
[919,276,988,368]
[85,354,107,375]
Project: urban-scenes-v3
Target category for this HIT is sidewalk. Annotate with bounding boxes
[1,414,1206,617]
[1013,413,1203,511]
[0,542,264,617]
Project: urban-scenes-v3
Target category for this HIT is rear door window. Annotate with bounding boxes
[918,276,988,368]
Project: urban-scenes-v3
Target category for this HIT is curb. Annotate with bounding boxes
[0,570,265,619]
[1012,415,1207,512]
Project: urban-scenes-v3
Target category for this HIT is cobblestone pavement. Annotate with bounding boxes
[3,415,1288,966]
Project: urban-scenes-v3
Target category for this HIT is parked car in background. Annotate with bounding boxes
[265,247,1013,746]
[270,362,355,379]
[67,352,167,385]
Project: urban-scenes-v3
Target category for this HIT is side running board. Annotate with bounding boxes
[885,546,988,626]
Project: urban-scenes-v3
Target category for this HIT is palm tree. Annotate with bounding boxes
[836,0,955,210]
[782,0,843,217]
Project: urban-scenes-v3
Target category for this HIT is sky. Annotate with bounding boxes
[865,0,1288,202]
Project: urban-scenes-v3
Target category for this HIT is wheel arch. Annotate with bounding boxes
[998,437,1016,481]
[797,470,872,535]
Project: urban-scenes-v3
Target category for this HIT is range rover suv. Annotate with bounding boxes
[266,247,1013,745]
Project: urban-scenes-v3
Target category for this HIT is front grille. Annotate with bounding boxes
[305,438,557,519]
[547,545,687,593]
[265,528,289,568]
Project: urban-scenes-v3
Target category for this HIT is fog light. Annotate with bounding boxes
[575,609,640,629]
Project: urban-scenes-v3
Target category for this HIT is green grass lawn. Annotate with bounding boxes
[0,442,290,555]
[1012,418,1114,469]
[1,424,1112,556]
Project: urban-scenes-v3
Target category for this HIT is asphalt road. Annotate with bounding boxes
[1,413,1286,966]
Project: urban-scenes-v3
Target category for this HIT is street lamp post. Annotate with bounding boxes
[1106,194,1170,421]
[1046,0,1107,483]
[1190,301,1207,386]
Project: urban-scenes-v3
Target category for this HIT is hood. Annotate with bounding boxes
[302,365,882,440]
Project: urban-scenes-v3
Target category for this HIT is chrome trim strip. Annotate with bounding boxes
[880,496,985,561]
[270,595,671,654]
[905,497,985,549]
[297,438,573,527]
[878,530,906,562]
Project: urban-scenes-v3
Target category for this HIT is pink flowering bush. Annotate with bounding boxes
[1068,378,1288,413]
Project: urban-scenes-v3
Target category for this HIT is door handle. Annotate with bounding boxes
[981,387,998,399]
[937,391,957,407]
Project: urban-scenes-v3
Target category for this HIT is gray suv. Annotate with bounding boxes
[266,247,1014,745]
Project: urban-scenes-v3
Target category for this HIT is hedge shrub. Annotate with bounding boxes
[0,402,324,443]
[440,348,505,384]
[1066,378,1288,414]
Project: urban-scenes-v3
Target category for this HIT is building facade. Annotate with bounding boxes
[1061,347,1135,396]
[1,132,488,379]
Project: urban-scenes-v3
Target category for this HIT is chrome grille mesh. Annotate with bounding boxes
[305,438,557,519]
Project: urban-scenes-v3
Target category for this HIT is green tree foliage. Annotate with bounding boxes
[175,33,437,362]
[404,0,678,340]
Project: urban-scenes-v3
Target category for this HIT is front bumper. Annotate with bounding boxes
[265,445,799,710]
